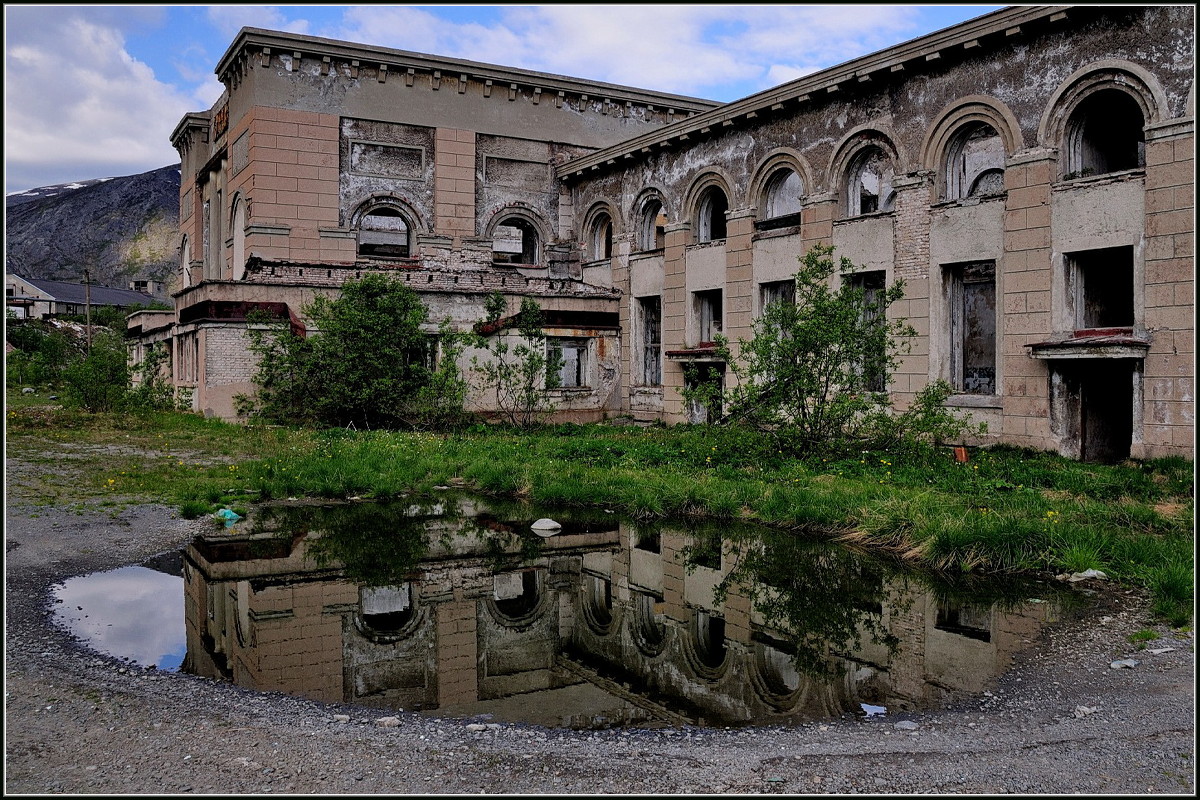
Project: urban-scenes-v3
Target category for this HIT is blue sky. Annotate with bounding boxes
[4,4,1003,196]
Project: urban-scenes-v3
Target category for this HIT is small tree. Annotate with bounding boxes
[61,328,130,412]
[242,274,466,429]
[684,243,916,448]
[471,293,563,429]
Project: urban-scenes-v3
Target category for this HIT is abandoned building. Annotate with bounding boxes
[131,4,1195,461]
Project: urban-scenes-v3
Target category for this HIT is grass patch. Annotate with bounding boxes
[5,399,1194,625]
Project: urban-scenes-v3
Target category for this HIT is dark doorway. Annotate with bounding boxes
[1078,360,1135,463]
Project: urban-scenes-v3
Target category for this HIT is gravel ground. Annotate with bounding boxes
[4,449,1195,796]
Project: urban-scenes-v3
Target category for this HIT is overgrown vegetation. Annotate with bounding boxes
[683,243,983,452]
[470,293,563,429]
[6,315,179,413]
[7,403,1194,626]
[238,274,468,430]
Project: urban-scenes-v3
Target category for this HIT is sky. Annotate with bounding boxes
[4,4,1004,196]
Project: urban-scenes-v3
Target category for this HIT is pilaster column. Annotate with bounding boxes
[1002,148,1056,447]
[662,222,691,420]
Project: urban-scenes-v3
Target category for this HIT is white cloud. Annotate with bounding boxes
[326,4,928,99]
[4,7,193,192]
[205,5,312,39]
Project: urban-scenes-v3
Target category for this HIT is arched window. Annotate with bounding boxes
[945,123,1006,200]
[492,217,540,265]
[762,168,803,220]
[588,211,613,262]
[356,203,412,259]
[1064,89,1145,178]
[180,236,192,289]
[230,197,247,280]
[696,186,728,243]
[638,198,666,251]
[847,148,895,217]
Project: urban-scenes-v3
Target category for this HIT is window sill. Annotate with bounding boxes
[547,387,592,395]
[930,193,1006,210]
[492,261,546,269]
[834,210,895,225]
[1052,168,1145,190]
[945,394,1002,409]
[751,224,802,242]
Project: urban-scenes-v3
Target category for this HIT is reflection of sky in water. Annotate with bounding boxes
[52,566,186,671]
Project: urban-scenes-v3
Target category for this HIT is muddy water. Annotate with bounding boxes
[53,493,1085,730]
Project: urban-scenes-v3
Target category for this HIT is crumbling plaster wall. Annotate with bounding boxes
[566,5,1193,456]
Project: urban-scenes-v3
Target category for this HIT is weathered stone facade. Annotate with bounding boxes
[145,5,1194,460]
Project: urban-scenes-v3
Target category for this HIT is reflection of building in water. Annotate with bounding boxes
[183,502,1060,728]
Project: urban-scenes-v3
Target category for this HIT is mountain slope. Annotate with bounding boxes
[5,165,181,300]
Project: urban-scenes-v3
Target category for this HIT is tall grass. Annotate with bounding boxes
[6,403,1194,625]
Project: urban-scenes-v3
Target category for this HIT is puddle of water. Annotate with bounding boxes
[55,494,1086,729]
[51,554,186,672]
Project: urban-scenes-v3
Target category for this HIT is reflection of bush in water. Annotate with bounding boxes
[276,501,435,587]
[721,532,901,678]
[720,528,1081,678]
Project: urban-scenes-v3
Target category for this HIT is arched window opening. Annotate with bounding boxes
[1064,89,1146,178]
[945,123,1006,201]
[493,570,540,618]
[231,198,247,280]
[696,187,728,243]
[693,610,727,669]
[639,199,666,251]
[589,212,613,262]
[180,236,192,289]
[761,168,803,222]
[847,149,895,217]
[357,205,411,259]
[492,217,540,265]
[360,584,415,633]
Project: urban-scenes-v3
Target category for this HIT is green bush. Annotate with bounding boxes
[242,274,468,430]
[60,330,130,412]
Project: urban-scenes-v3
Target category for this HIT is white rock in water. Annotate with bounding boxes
[531,518,562,533]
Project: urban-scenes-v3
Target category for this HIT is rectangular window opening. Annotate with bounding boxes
[946,260,997,395]
[548,337,588,388]
[1069,246,1134,330]
[638,296,662,386]
[694,289,723,345]
[844,271,886,393]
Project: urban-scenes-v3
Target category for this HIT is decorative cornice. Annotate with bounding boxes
[559,5,1077,181]
[214,27,718,118]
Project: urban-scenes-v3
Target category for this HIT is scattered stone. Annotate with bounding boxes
[466,723,488,732]
[374,716,401,727]
[894,721,919,731]
[332,714,350,723]
[1073,706,1100,718]
[1109,659,1139,669]
[1147,647,1176,655]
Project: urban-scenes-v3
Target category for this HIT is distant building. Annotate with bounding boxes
[6,274,156,320]
[136,5,1194,461]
